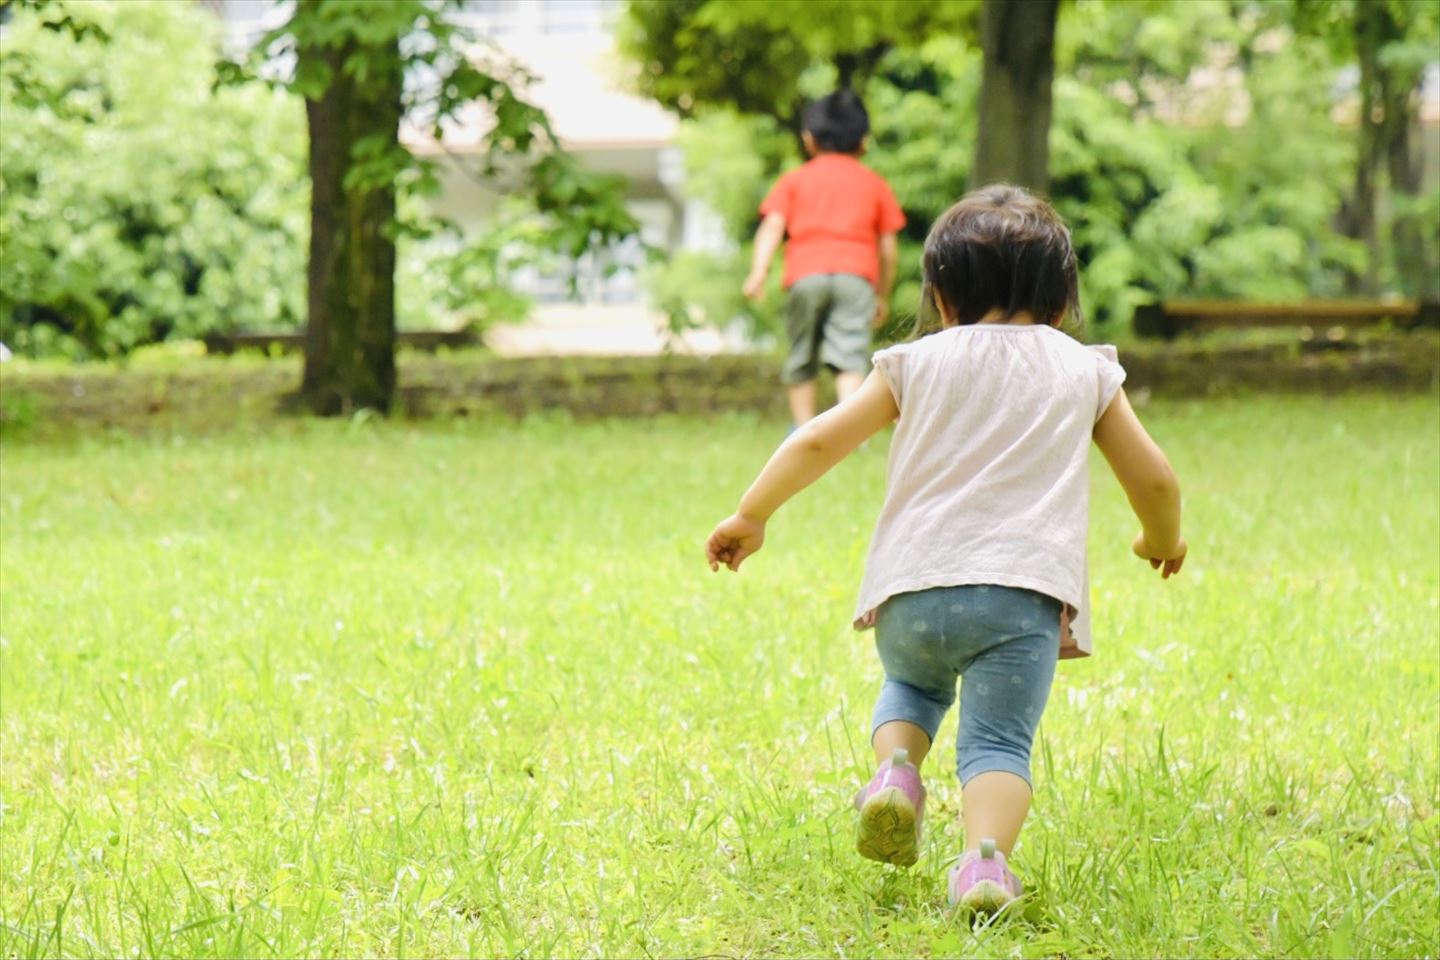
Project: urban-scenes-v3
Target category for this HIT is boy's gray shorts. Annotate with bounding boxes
[781,273,875,385]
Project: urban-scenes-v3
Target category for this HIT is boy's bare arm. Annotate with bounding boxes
[706,371,898,571]
[875,232,899,327]
[743,213,787,300]
[1093,389,1186,577]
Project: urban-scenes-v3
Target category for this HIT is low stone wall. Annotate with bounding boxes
[398,337,1439,418]
[2,334,1436,434]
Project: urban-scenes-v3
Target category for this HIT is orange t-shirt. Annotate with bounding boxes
[759,154,906,289]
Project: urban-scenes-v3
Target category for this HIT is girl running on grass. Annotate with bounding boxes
[705,184,1186,915]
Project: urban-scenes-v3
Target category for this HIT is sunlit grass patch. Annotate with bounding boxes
[2,395,1436,958]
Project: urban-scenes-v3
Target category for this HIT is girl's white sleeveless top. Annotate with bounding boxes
[854,324,1126,658]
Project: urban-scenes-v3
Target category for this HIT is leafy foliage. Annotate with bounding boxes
[647,249,759,338]
[397,198,569,333]
[1,0,641,360]
[636,112,784,340]
[1048,0,1368,320]
[629,0,1438,336]
[256,0,644,413]
[619,0,974,129]
[0,0,308,358]
[240,0,640,295]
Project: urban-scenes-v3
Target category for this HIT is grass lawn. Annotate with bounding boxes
[2,394,1437,958]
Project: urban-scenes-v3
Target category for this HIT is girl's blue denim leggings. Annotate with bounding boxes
[871,584,1060,786]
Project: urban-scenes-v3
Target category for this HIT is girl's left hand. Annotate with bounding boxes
[706,514,766,572]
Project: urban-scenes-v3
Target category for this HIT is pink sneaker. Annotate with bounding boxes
[854,748,926,866]
[948,839,1023,914]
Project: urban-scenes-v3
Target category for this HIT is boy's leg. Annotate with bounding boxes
[782,277,828,425]
[954,590,1060,856]
[787,381,818,424]
[818,274,875,405]
[835,370,865,403]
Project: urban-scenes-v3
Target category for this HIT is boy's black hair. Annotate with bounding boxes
[801,89,870,154]
[920,184,1083,330]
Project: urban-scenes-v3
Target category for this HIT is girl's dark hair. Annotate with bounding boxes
[920,184,1082,330]
[801,90,870,154]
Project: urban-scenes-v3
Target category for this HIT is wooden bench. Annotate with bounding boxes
[1133,300,1440,340]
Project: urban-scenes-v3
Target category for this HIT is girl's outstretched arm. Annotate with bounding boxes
[706,370,899,572]
[1093,389,1186,578]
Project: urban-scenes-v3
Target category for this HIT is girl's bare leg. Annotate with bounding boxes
[960,771,1031,856]
[872,719,931,767]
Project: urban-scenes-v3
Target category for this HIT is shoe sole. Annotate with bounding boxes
[855,786,918,866]
[953,879,1019,916]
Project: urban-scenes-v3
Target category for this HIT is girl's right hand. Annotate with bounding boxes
[706,514,766,572]
[1133,533,1186,579]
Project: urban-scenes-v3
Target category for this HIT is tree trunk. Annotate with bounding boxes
[1388,104,1432,300]
[1339,1,1384,295]
[1379,26,1428,299]
[299,33,402,415]
[970,0,1059,195]
[834,42,891,91]
[1339,0,1431,298]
